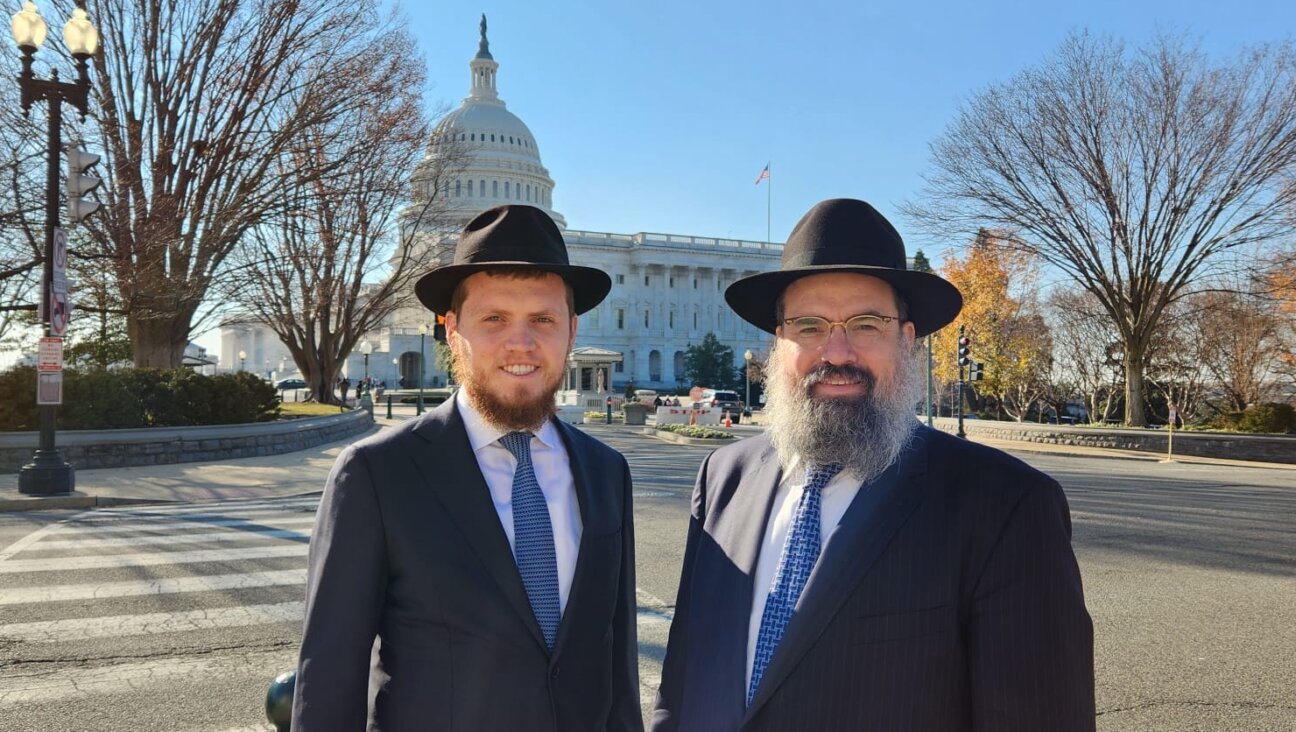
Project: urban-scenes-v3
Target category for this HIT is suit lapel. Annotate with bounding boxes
[701,439,784,724]
[708,441,784,581]
[410,400,548,651]
[743,427,932,720]
[548,418,613,652]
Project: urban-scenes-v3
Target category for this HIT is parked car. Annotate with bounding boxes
[700,389,744,423]
[275,378,307,390]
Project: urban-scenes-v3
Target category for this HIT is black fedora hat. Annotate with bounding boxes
[415,204,611,315]
[725,198,962,337]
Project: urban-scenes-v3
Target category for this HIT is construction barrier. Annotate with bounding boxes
[654,407,722,426]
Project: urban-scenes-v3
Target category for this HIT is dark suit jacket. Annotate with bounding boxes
[652,425,1094,732]
[292,399,642,731]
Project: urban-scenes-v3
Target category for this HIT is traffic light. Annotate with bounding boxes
[969,362,985,381]
[957,335,972,367]
[433,314,447,342]
[66,144,101,223]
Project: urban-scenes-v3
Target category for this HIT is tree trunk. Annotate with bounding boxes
[128,310,194,369]
[1124,344,1148,427]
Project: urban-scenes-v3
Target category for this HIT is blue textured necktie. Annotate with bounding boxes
[500,431,561,650]
[748,463,843,706]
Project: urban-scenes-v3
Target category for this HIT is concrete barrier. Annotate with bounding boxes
[654,407,722,426]
[931,417,1296,464]
[0,410,374,473]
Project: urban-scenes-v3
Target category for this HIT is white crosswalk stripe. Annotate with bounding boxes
[0,497,317,726]
[0,493,675,730]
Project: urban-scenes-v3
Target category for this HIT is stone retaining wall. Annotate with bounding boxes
[0,410,373,472]
[930,417,1295,464]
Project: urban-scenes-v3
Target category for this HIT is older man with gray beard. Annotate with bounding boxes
[651,199,1094,732]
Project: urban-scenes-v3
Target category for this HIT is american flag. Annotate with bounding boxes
[754,164,770,185]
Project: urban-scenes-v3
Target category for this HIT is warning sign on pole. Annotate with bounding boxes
[49,290,70,337]
[36,371,63,405]
[37,337,63,372]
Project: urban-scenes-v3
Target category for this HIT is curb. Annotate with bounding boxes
[0,493,176,513]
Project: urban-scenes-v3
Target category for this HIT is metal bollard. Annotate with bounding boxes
[386,394,393,419]
[265,670,295,731]
[606,397,612,424]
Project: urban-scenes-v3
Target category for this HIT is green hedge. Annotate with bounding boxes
[655,424,733,439]
[1205,402,1296,434]
[0,366,280,431]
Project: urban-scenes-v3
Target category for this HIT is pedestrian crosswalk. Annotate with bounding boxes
[0,493,675,730]
[0,496,317,730]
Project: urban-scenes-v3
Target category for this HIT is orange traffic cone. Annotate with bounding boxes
[724,411,733,428]
[689,410,697,426]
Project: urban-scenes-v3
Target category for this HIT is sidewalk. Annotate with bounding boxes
[2,412,1291,512]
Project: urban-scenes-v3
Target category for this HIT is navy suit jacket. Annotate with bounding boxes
[652,425,1094,732]
[292,399,642,731]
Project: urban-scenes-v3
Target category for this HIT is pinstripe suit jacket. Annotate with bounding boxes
[292,399,642,732]
[651,425,1094,732]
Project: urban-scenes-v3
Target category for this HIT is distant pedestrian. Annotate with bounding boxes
[339,377,350,404]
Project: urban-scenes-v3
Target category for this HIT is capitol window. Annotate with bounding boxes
[615,274,625,285]
[492,180,499,197]
[616,309,625,329]
[504,181,510,199]
[479,180,485,196]
[466,180,472,197]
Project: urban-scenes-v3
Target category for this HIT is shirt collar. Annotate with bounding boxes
[455,388,559,453]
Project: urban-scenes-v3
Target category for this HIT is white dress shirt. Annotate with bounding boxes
[456,389,583,614]
[746,461,864,689]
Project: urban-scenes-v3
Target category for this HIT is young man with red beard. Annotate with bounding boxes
[293,205,642,732]
[652,199,1094,732]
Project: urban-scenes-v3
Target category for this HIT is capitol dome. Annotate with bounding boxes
[412,16,565,228]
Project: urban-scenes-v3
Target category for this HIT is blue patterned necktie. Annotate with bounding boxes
[748,463,843,706]
[499,431,561,650]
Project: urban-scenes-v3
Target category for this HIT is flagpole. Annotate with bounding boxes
[766,162,772,244]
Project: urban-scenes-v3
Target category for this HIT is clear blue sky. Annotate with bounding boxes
[190,1,1291,362]
[396,0,1295,256]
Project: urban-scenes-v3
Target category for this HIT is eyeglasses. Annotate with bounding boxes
[780,314,901,348]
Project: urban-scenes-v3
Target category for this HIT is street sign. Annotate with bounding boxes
[49,290,71,337]
[1168,404,1178,426]
[37,337,63,372]
[51,227,68,295]
[36,371,62,405]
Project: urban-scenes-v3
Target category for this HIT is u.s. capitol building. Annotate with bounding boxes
[224,19,779,392]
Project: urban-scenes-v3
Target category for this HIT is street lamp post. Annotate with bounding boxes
[13,1,100,496]
[359,339,372,392]
[743,349,753,416]
[238,350,246,372]
[417,324,428,415]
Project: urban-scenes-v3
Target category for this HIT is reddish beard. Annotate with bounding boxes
[451,337,564,431]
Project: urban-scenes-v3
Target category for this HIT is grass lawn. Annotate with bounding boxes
[279,401,349,417]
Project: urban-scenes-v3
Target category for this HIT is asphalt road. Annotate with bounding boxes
[1,426,1293,731]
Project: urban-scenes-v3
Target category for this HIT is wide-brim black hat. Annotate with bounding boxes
[415,204,611,315]
[725,198,962,337]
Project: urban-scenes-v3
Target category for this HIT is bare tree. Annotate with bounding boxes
[906,32,1296,426]
[1046,290,1123,423]
[1188,289,1286,412]
[72,0,413,367]
[222,33,467,404]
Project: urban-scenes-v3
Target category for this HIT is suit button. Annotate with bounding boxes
[550,665,560,679]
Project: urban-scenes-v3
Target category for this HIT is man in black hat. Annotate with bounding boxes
[652,199,1094,731]
[293,204,642,731]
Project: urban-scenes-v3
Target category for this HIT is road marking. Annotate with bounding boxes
[0,544,308,574]
[0,569,307,606]
[22,527,312,551]
[0,601,304,643]
[636,588,675,707]
[37,516,315,537]
[62,503,318,524]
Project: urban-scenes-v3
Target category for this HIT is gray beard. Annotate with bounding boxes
[763,338,923,483]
